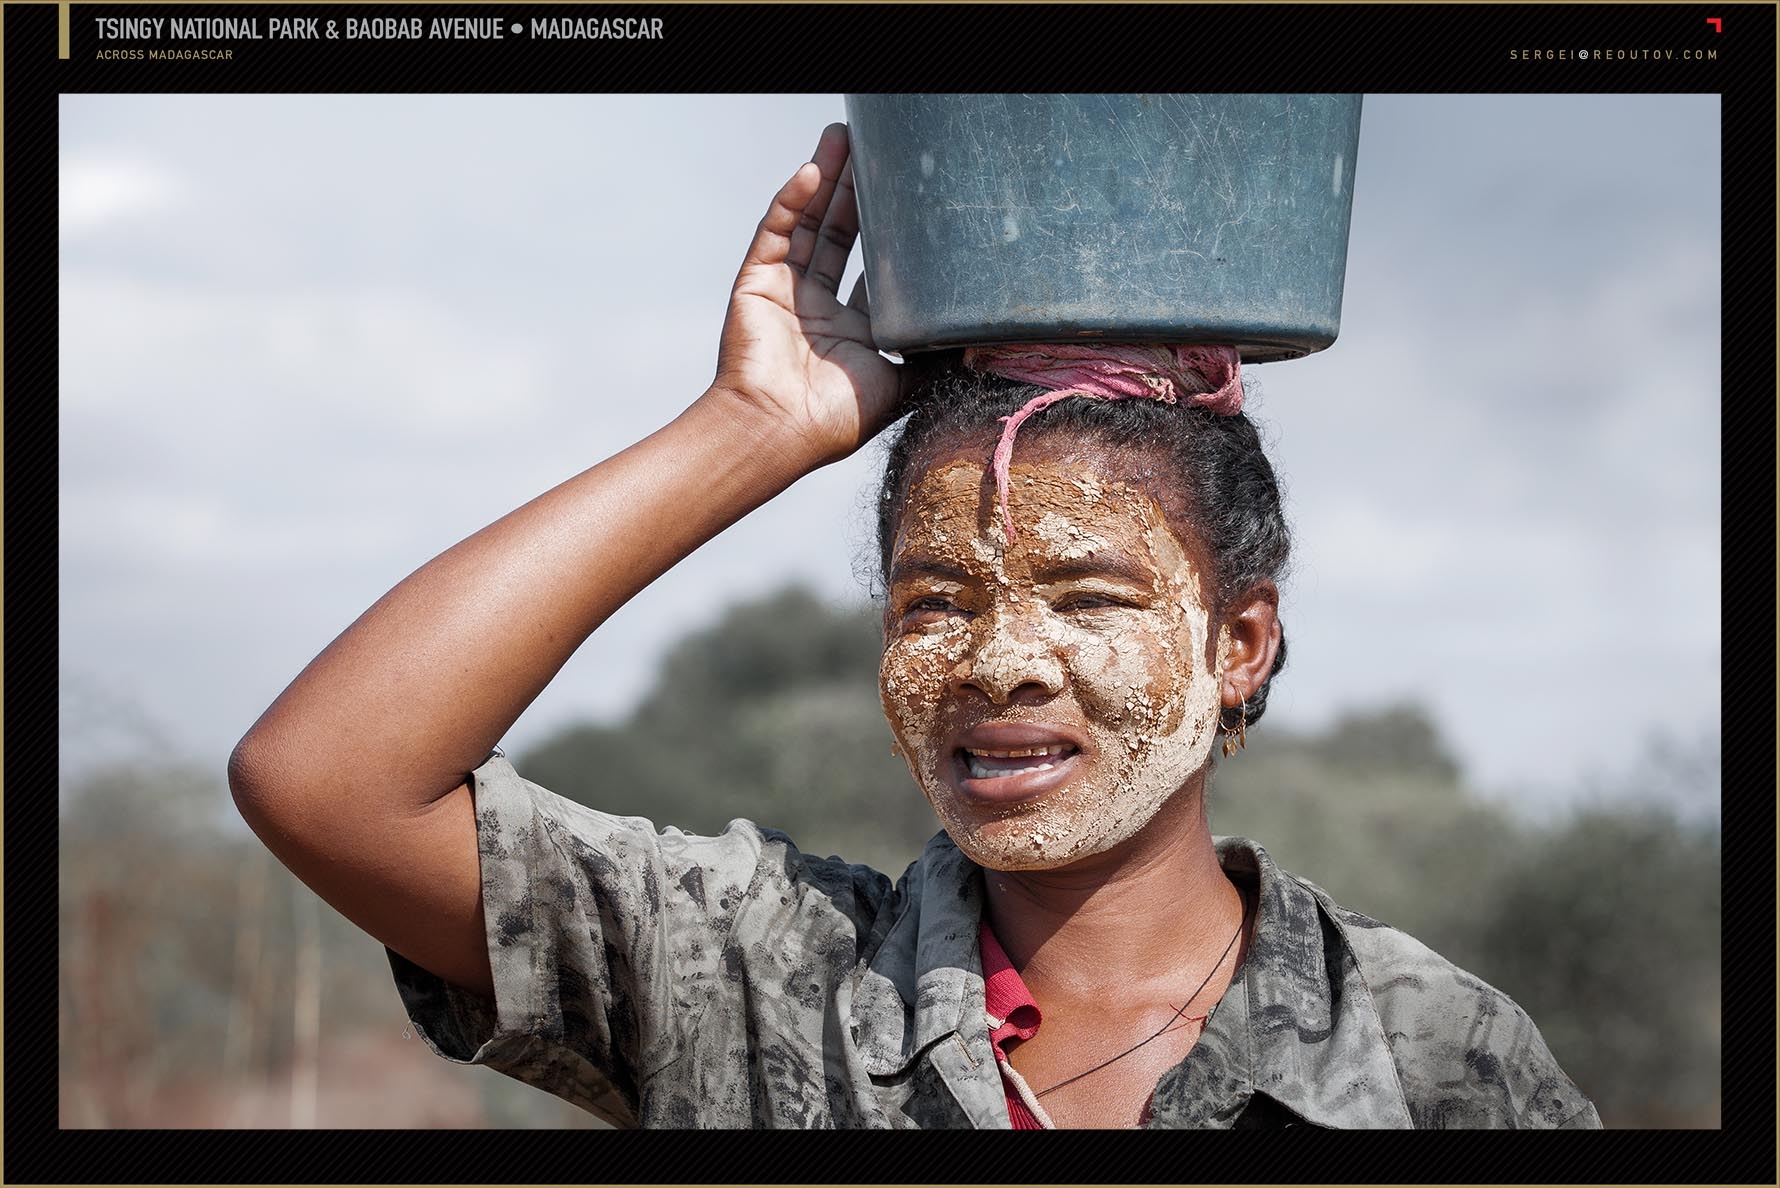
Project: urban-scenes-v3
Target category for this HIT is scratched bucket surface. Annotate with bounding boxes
[844,94,1363,362]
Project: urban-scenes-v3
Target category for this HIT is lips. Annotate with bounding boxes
[950,722,1086,805]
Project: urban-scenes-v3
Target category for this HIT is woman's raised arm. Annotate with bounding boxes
[228,124,901,998]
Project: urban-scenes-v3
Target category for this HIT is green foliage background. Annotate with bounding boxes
[60,584,1720,1127]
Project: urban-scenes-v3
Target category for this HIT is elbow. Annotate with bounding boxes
[228,729,274,829]
[229,725,309,838]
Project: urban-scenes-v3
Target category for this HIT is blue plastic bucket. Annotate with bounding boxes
[844,94,1363,362]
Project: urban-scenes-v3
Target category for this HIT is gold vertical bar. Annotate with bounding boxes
[59,1,71,59]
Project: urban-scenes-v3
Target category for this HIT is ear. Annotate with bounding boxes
[1218,580,1281,710]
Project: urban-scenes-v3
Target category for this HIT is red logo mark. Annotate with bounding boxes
[1706,17,1722,32]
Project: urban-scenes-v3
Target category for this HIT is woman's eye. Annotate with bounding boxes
[1055,593,1120,613]
[901,596,968,627]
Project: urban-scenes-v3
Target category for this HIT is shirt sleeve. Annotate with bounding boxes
[1554,1101,1604,1129]
[384,752,774,1127]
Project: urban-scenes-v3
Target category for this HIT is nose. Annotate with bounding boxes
[952,611,1066,705]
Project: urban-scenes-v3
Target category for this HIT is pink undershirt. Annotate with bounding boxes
[980,921,1051,1129]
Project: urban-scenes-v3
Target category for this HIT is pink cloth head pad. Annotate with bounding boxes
[960,344,1244,543]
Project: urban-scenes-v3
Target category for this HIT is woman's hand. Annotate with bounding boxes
[710,123,905,471]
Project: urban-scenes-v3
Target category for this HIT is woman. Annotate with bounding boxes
[230,125,1598,1129]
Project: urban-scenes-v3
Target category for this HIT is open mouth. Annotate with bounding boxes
[952,741,1083,804]
[960,743,1079,780]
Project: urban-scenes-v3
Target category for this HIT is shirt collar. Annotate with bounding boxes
[1147,838,1415,1128]
[853,832,1414,1129]
[853,831,983,1076]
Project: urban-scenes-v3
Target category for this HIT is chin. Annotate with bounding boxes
[933,809,1114,872]
[923,768,1190,873]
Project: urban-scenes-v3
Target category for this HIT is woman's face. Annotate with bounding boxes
[879,447,1227,871]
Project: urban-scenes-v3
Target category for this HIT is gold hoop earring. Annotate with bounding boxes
[1221,698,1248,758]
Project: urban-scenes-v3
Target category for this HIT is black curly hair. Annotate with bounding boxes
[875,352,1291,730]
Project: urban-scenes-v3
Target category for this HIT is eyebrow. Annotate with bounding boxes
[887,555,976,586]
[890,550,1161,588]
[1030,551,1157,587]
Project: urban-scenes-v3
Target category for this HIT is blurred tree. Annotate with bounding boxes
[60,760,226,845]
[636,587,886,730]
[1295,703,1465,784]
[521,586,934,873]
[60,763,244,1122]
[1208,705,1521,950]
[1473,807,1721,1126]
[58,755,560,1127]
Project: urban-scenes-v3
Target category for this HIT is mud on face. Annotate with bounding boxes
[879,453,1226,871]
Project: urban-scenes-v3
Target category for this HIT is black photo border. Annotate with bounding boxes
[11,1,1773,1182]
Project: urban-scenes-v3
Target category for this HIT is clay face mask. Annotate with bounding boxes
[879,457,1225,870]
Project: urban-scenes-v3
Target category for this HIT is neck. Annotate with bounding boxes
[980,776,1242,996]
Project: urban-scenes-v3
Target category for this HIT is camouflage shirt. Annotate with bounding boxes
[388,754,1600,1129]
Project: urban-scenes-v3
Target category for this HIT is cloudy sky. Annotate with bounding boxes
[59,94,1720,818]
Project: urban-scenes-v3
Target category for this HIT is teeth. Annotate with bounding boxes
[960,743,1077,781]
[968,756,1055,779]
[965,745,1072,759]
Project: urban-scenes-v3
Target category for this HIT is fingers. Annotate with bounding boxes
[805,156,861,292]
[785,123,851,278]
[741,160,823,273]
[739,123,863,307]
[846,274,871,316]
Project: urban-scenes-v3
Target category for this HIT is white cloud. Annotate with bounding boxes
[59,154,189,239]
[59,272,552,431]
[58,486,414,567]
